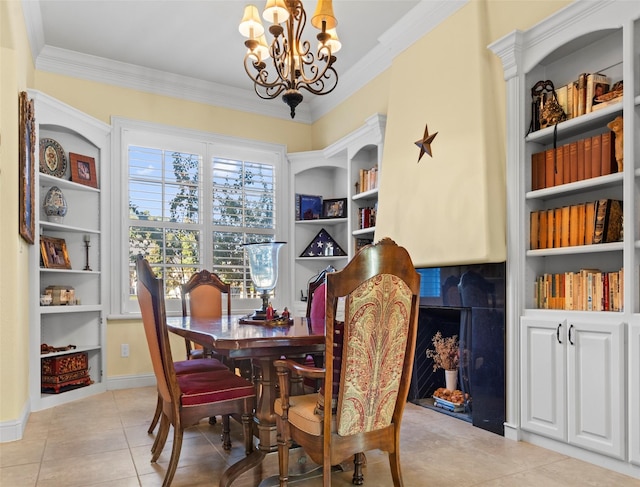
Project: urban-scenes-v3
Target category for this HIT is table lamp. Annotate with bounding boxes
[243,241,286,320]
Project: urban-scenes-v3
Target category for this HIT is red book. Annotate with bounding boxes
[545,149,555,188]
[577,138,585,181]
[554,147,564,187]
[591,134,602,178]
[584,136,592,179]
[562,144,571,184]
[537,151,546,189]
[601,131,616,175]
[569,141,578,183]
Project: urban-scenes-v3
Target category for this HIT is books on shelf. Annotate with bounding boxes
[358,205,377,229]
[535,74,620,128]
[534,268,623,311]
[530,131,616,190]
[586,73,611,114]
[357,167,378,194]
[529,199,622,249]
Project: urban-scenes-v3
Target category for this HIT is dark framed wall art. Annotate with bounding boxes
[19,91,36,244]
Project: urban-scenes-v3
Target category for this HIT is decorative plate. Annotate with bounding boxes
[39,138,67,178]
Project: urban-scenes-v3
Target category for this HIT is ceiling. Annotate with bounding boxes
[22,0,465,123]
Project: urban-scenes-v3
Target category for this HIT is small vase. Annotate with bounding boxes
[445,369,458,391]
[43,186,68,223]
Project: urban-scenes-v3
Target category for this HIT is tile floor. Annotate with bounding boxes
[1,386,638,486]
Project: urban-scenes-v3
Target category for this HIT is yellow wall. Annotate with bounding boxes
[1,0,35,423]
[1,0,571,426]
[375,0,571,267]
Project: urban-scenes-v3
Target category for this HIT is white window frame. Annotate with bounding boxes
[110,118,290,317]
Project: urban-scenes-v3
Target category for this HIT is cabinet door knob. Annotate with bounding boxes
[568,324,574,345]
[556,323,562,344]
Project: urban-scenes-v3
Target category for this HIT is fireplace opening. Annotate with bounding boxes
[410,263,506,436]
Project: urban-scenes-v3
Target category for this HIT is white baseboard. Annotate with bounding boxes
[0,400,30,443]
[107,373,156,390]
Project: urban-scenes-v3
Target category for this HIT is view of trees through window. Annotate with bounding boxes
[128,146,276,302]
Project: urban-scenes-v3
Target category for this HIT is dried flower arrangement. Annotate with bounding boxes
[426,331,459,371]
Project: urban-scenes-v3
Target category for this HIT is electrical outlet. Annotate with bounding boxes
[121,343,129,358]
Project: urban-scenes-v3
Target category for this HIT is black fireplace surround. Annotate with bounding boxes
[410,263,506,436]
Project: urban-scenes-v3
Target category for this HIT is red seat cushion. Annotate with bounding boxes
[174,358,228,375]
[178,370,255,407]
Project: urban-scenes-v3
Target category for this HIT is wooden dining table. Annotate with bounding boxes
[166,314,324,486]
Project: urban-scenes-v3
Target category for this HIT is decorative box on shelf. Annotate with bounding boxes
[44,285,75,305]
[41,351,92,393]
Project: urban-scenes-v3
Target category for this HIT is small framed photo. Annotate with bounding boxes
[322,198,347,219]
[70,152,97,188]
[41,236,71,269]
[296,194,323,220]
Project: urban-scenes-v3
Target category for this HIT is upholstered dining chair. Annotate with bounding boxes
[273,238,421,486]
[147,268,232,435]
[181,269,231,360]
[136,255,255,487]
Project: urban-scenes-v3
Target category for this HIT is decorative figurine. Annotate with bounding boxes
[281,307,290,319]
[266,303,274,320]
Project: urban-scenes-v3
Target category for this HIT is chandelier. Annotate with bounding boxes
[239,0,341,119]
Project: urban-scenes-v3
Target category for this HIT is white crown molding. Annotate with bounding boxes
[24,0,465,124]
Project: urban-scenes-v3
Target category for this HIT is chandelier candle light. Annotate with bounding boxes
[239,0,341,118]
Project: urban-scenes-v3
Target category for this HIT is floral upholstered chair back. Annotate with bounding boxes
[336,274,413,436]
[325,238,420,438]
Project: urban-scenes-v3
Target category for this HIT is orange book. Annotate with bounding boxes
[584,136,592,179]
[562,144,571,184]
[601,131,616,175]
[545,149,555,188]
[576,203,586,246]
[554,207,562,248]
[537,151,546,189]
[531,153,538,191]
[561,206,570,247]
[555,147,564,187]
[539,210,548,249]
[569,141,578,182]
[530,211,539,250]
[591,134,602,178]
[569,204,579,246]
[577,138,585,181]
[584,201,596,245]
[548,209,555,249]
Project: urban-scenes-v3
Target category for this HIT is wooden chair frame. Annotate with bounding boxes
[136,256,254,487]
[274,238,421,486]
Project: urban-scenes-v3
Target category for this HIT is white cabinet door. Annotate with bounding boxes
[521,317,567,441]
[567,320,625,459]
[630,319,640,466]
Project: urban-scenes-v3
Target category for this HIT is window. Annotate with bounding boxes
[112,119,288,316]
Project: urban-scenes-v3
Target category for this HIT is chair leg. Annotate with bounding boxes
[277,423,290,486]
[222,414,232,450]
[323,462,332,487]
[388,448,403,487]
[148,394,162,434]
[163,421,184,487]
[352,452,364,485]
[152,414,170,461]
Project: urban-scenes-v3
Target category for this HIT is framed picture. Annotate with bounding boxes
[322,198,347,219]
[295,194,322,220]
[19,91,36,244]
[70,153,98,188]
[40,236,71,269]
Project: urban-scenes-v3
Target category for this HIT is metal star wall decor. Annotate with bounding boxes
[415,123,438,162]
